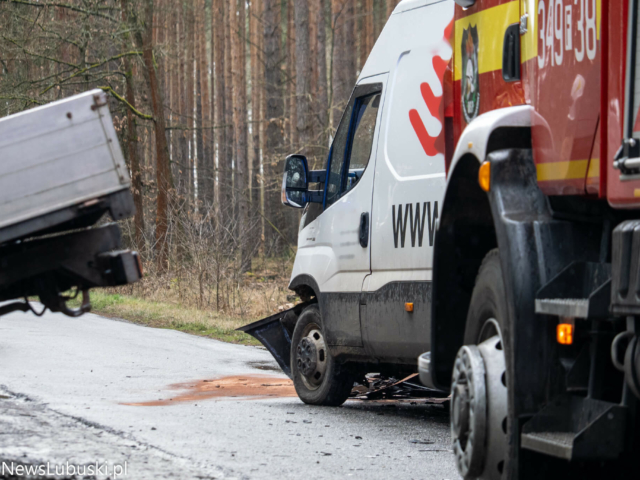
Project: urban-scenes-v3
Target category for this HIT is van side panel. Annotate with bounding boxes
[361,282,432,362]
[366,1,454,359]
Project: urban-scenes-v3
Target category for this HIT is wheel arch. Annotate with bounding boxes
[431,107,536,391]
[431,151,498,389]
[289,274,320,303]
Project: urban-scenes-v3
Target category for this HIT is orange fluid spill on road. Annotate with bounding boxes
[122,374,296,407]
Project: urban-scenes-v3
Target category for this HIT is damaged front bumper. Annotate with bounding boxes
[237,300,315,379]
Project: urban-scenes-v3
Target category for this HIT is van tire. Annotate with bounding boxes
[290,304,354,406]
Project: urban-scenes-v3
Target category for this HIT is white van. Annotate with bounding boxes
[275,0,455,405]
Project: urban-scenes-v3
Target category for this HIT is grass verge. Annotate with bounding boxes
[83,291,261,346]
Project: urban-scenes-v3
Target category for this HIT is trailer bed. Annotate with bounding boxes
[0,90,131,244]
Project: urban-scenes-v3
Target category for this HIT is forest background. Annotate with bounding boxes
[0,0,399,341]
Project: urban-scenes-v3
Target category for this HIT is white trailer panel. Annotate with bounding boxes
[0,89,130,233]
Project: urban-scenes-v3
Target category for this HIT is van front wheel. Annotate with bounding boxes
[290,304,354,406]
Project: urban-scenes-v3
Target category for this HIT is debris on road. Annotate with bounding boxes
[350,373,450,402]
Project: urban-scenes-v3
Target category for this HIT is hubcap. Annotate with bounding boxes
[296,326,327,389]
[297,338,318,376]
[451,323,508,480]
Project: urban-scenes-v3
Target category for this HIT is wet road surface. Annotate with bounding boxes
[0,309,460,479]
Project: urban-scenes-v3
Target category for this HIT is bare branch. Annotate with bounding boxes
[0,0,119,22]
[98,86,153,121]
[40,51,142,95]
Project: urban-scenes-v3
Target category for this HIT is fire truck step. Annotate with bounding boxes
[535,298,589,318]
[535,261,611,319]
[521,395,627,461]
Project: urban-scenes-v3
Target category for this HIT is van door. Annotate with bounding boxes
[294,77,386,347]
[363,42,451,362]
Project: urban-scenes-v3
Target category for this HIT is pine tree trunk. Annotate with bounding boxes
[214,0,230,227]
[224,0,235,229]
[230,0,250,271]
[250,0,263,254]
[294,0,311,157]
[195,2,205,209]
[140,0,172,273]
[263,0,284,253]
[186,2,196,208]
[205,0,215,209]
[287,1,297,152]
[121,0,146,252]
[198,0,214,209]
[361,0,373,68]
[178,4,189,200]
[345,0,356,89]
[309,0,318,126]
[331,0,348,129]
[168,2,177,185]
[316,0,329,155]
[386,0,396,19]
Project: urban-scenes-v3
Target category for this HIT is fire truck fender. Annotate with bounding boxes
[450,105,533,171]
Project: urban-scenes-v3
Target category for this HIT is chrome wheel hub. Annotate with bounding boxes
[451,327,508,479]
[296,327,327,389]
[297,337,317,376]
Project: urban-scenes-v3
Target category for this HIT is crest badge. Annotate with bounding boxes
[461,25,480,123]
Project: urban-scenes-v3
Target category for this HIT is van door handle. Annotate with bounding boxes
[359,212,369,248]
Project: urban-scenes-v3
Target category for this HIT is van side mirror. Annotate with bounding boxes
[282,155,310,208]
[454,0,475,6]
[282,155,325,209]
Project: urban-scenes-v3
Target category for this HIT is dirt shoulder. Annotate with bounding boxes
[81,291,261,346]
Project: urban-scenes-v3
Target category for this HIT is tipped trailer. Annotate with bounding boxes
[242,0,640,478]
[0,89,141,317]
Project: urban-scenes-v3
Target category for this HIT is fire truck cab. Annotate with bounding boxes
[246,0,640,478]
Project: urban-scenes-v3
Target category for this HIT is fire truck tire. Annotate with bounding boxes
[290,304,354,406]
[452,249,514,480]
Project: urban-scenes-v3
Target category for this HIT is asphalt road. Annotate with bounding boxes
[0,309,460,480]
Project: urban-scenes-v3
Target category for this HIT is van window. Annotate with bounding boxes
[324,90,381,208]
[345,93,380,193]
[325,102,355,207]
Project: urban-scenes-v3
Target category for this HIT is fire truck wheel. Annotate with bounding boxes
[290,304,354,406]
[451,249,512,480]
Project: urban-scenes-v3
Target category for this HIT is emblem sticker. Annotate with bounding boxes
[461,25,480,123]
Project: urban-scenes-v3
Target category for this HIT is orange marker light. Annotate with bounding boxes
[557,323,574,345]
[405,303,414,313]
[478,161,491,192]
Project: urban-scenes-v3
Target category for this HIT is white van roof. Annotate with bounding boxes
[358,0,453,82]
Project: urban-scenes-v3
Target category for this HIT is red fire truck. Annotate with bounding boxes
[429,0,640,478]
[244,0,640,478]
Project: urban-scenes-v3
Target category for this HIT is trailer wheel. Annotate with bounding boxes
[451,249,512,480]
[290,304,354,406]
